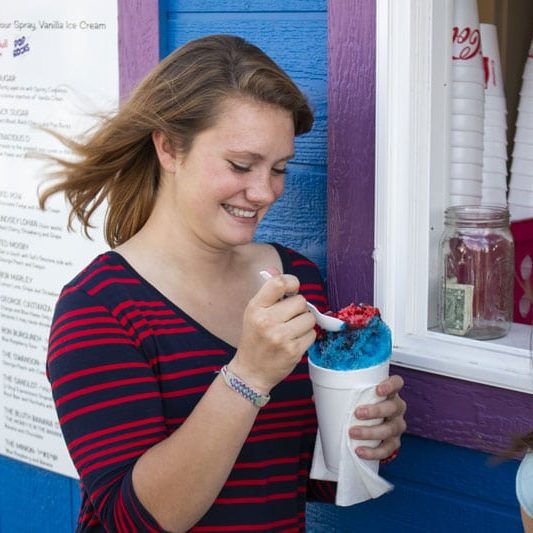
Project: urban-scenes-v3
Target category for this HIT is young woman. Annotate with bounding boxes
[40,34,407,532]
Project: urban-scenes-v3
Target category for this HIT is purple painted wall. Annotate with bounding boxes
[118,0,159,101]
[327,0,532,454]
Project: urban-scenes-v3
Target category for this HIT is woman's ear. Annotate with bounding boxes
[152,131,177,173]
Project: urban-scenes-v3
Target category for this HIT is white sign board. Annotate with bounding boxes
[0,0,118,478]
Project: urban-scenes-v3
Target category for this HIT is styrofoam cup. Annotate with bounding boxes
[484,126,507,143]
[484,109,507,128]
[452,64,485,84]
[509,173,533,190]
[484,140,508,159]
[308,359,389,474]
[517,111,533,129]
[481,187,507,206]
[452,97,484,116]
[452,81,485,100]
[448,193,481,206]
[480,24,505,97]
[485,94,507,112]
[450,162,483,180]
[451,146,483,164]
[520,78,533,96]
[519,96,533,113]
[513,142,533,162]
[449,178,482,196]
[511,158,533,177]
[509,187,533,206]
[451,114,484,132]
[452,1,482,66]
[483,156,507,173]
[482,170,507,188]
[509,203,533,221]
[514,127,533,145]
[451,130,483,149]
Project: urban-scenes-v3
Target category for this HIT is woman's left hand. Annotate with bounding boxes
[348,374,407,461]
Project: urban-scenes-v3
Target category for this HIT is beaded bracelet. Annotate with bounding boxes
[220,365,271,408]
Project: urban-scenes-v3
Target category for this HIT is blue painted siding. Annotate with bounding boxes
[0,2,525,532]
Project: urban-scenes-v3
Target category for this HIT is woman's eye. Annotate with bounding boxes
[229,161,251,173]
[272,168,287,176]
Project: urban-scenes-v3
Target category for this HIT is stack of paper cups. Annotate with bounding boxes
[480,23,508,207]
[509,37,533,221]
[450,0,484,206]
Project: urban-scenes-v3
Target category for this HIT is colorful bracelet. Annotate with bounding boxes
[220,365,271,408]
[380,447,400,465]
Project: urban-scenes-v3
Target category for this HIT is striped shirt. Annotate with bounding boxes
[47,243,333,532]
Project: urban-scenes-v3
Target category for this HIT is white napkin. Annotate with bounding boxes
[310,384,394,506]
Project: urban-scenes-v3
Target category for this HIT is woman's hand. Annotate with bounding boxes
[348,374,407,460]
[231,272,317,394]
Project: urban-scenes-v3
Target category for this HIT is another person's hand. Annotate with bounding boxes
[348,374,407,461]
[231,271,317,394]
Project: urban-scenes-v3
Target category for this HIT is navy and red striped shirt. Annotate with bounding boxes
[47,243,333,532]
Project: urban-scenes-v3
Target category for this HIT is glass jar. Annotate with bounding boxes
[439,205,514,340]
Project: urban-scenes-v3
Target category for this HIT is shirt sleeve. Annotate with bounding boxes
[517,452,533,519]
[47,287,168,532]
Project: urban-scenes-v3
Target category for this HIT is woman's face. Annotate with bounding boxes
[170,96,295,249]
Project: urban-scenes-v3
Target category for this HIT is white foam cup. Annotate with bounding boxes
[509,187,533,206]
[514,127,533,145]
[451,146,483,165]
[452,97,484,116]
[480,24,505,97]
[520,78,533,96]
[513,142,533,162]
[451,130,484,149]
[481,187,507,206]
[452,81,485,100]
[509,203,533,221]
[308,359,390,475]
[484,126,507,143]
[482,170,507,188]
[484,109,507,128]
[450,162,483,180]
[519,96,533,113]
[509,173,533,190]
[452,64,485,84]
[449,178,482,196]
[452,1,482,67]
[485,94,507,112]
[483,156,507,173]
[511,158,533,177]
[484,140,507,159]
[451,114,484,133]
[517,111,533,130]
[448,193,481,206]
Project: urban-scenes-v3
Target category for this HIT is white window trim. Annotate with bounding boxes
[374,0,533,394]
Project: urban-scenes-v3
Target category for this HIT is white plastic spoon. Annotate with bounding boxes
[259,271,345,332]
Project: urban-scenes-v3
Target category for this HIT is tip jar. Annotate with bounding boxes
[439,205,514,340]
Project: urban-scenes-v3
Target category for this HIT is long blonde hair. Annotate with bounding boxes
[38,34,314,247]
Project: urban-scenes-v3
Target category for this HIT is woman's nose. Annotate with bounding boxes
[245,172,280,205]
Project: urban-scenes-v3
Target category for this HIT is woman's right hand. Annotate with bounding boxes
[230,272,317,394]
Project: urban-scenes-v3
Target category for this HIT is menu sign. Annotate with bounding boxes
[0,0,118,478]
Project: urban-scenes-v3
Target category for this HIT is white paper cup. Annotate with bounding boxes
[510,173,533,190]
[452,97,484,116]
[480,24,505,97]
[484,126,507,143]
[485,94,507,112]
[514,127,533,145]
[509,203,533,220]
[513,142,533,161]
[449,178,482,196]
[481,187,507,206]
[484,109,507,128]
[452,81,485,100]
[511,158,533,176]
[452,64,485,84]
[517,111,533,129]
[450,162,483,180]
[482,170,507,188]
[509,187,533,206]
[483,156,507,173]
[308,359,389,474]
[451,130,483,149]
[451,146,483,164]
[451,114,484,133]
[484,140,508,159]
[449,193,481,206]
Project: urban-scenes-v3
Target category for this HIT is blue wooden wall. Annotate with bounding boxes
[0,1,523,532]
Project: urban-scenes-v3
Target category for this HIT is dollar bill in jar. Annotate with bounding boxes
[443,283,474,336]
